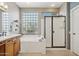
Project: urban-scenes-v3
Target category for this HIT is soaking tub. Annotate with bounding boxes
[20,35,46,54]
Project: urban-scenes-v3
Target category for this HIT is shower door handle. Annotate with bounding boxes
[53,31,55,33]
[73,33,76,35]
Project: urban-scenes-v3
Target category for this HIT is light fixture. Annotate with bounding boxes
[51,4,55,7]
[4,5,8,9]
[0,2,8,11]
[0,2,4,6]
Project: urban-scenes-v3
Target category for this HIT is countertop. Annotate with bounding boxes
[0,34,21,42]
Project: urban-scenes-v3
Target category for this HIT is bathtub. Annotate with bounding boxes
[20,35,46,54]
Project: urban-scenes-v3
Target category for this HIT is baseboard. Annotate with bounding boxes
[46,48,67,50]
[19,51,46,54]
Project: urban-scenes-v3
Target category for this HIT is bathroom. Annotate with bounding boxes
[0,2,79,56]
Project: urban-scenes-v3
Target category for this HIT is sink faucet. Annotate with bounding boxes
[2,32,7,36]
[0,32,7,37]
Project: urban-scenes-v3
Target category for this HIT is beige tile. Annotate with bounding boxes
[18,53,42,56]
[18,50,77,56]
[46,50,76,56]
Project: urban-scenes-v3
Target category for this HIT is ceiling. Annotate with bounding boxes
[16,2,64,8]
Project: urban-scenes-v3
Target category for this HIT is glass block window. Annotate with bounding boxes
[21,12,39,34]
[2,12,11,33]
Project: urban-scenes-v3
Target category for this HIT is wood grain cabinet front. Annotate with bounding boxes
[5,40,14,56]
[0,36,21,56]
[0,41,5,56]
[13,38,20,56]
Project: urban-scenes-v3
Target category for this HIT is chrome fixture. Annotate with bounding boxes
[0,2,8,11]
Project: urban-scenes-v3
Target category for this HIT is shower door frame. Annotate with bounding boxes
[44,16,66,48]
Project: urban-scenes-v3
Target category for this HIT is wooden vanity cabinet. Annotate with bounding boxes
[0,35,21,56]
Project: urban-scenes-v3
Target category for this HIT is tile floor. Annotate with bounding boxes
[18,50,77,56]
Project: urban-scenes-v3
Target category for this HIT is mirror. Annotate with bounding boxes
[0,10,2,33]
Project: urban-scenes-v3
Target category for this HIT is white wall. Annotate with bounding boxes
[59,3,68,48]
[6,2,19,20]
[5,2,20,34]
[41,18,44,36]
[59,3,67,16]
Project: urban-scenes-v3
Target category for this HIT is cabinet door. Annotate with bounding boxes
[17,39,20,51]
[0,43,5,56]
[14,38,20,56]
[5,41,14,56]
[71,6,79,55]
